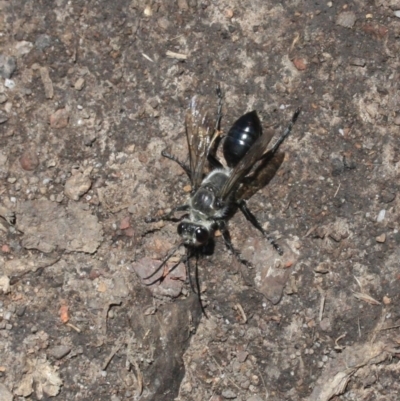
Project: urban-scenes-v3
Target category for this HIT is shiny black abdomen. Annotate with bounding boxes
[223,110,262,167]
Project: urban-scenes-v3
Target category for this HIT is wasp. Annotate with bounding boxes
[145,88,300,312]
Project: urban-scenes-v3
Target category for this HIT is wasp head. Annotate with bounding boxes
[177,220,215,247]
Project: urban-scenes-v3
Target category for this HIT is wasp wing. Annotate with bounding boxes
[235,107,301,200]
[218,128,275,200]
[235,151,285,201]
[185,96,219,190]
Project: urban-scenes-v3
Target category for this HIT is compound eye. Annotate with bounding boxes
[195,227,209,244]
[177,222,184,235]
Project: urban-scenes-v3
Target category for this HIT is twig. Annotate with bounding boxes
[335,332,346,350]
[166,50,187,60]
[66,322,81,332]
[142,53,154,62]
[235,303,247,324]
[319,293,326,322]
[334,182,341,197]
[103,336,125,370]
[208,349,242,391]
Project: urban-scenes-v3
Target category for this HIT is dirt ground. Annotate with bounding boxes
[1,1,400,400]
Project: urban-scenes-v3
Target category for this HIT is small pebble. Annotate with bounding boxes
[120,216,131,230]
[350,57,366,67]
[293,57,307,71]
[35,34,51,50]
[380,190,396,203]
[64,172,92,200]
[221,389,237,399]
[237,350,248,362]
[383,295,391,305]
[50,108,69,128]
[0,276,10,293]
[376,233,386,243]
[143,5,152,16]
[314,262,330,274]
[240,380,250,389]
[177,0,189,10]
[319,317,332,332]
[336,11,356,28]
[48,345,72,359]
[19,148,39,171]
[74,77,85,91]
[377,209,386,222]
[0,112,8,124]
[157,17,171,30]
[1,244,11,253]
[16,306,26,317]
[4,79,15,89]
[0,54,17,79]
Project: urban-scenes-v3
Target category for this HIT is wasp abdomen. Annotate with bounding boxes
[223,110,262,167]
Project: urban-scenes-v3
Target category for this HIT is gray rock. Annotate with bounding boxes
[48,345,71,360]
[0,54,16,79]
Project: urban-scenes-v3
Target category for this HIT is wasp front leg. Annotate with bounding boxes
[161,150,192,179]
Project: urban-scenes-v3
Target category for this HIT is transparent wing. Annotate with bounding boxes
[235,151,285,201]
[218,128,275,200]
[185,96,219,190]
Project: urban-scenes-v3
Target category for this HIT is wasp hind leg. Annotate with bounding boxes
[237,200,283,255]
[267,107,301,156]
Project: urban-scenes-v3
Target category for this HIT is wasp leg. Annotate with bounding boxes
[208,153,224,169]
[161,150,191,179]
[215,83,223,132]
[237,200,283,255]
[217,220,251,266]
[267,107,301,156]
[207,85,225,169]
[145,204,189,223]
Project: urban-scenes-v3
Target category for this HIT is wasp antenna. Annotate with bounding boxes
[143,241,184,280]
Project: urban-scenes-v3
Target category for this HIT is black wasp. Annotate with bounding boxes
[145,88,300,312]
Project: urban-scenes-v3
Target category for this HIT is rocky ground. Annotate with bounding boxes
[1,1,400,400]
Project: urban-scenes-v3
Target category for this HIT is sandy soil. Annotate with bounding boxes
[1,1,400,400]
